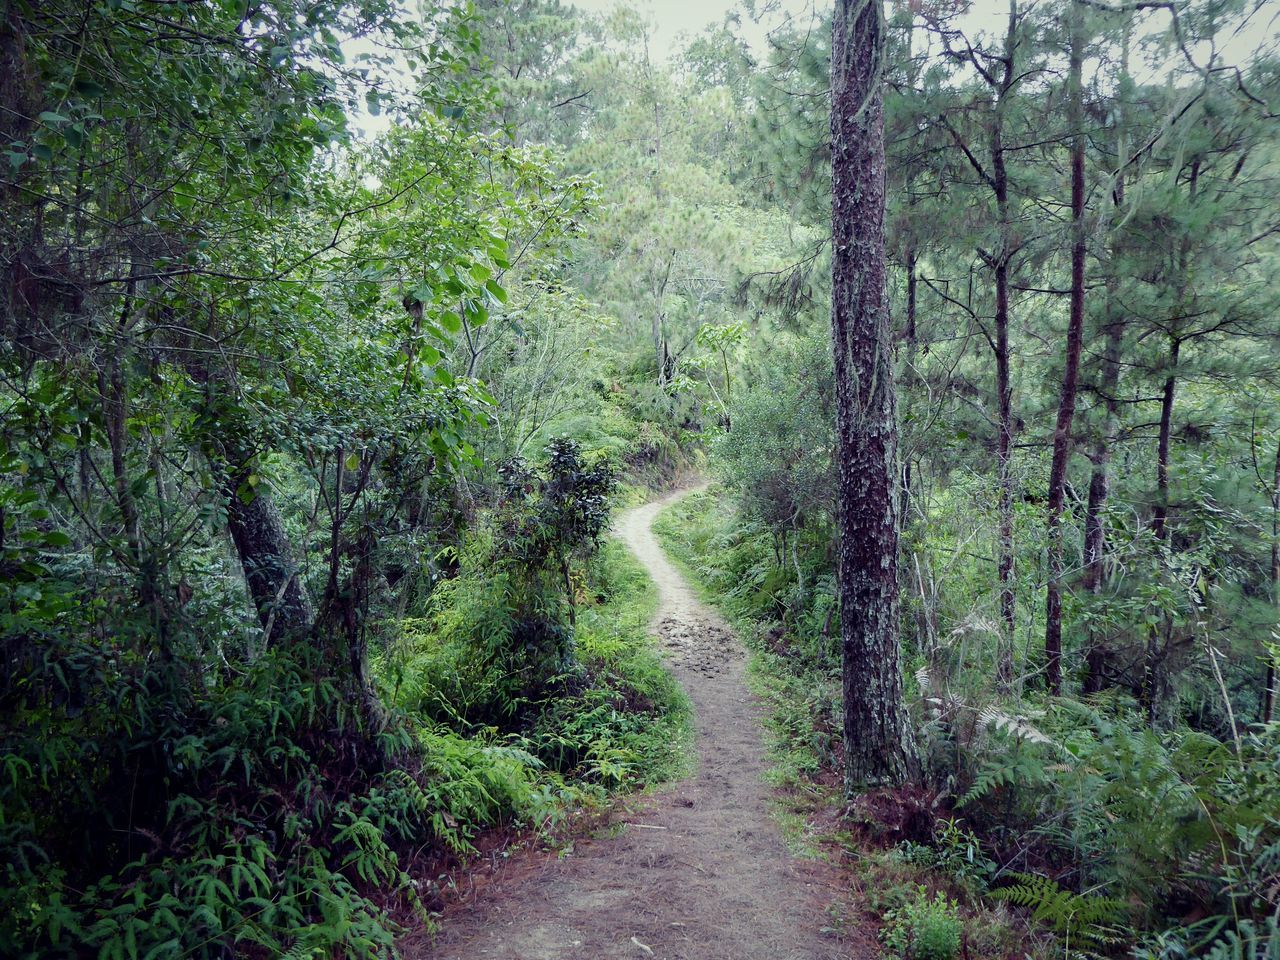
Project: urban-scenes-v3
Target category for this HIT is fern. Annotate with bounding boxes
[994,872,1127,948]
[959,747,1051,807]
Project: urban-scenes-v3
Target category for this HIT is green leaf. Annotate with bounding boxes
[74,78,107,98]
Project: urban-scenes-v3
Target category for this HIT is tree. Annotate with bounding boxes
[922,0,1043,687]
[830,0,917,790]
[1042,0,1090,696]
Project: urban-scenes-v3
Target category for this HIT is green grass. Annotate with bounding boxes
[575,537,695,787]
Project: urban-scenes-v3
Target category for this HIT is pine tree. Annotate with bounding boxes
[830,0,917,790]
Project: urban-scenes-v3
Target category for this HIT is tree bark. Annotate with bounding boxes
[993,104,1016,689]
[1080,312,1121,694]
[1140,338,1180,726]
[831,0,916,790]
[1081,22,1131,696]
[1266,436,1279,723]
[1151,339,1180,542]
[1043,0,1088,696]
[224,452,315,648]
[900,249,917,524]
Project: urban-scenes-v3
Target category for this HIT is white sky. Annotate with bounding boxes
[347,0,1277,136]
[571,0,1278,69]
[571,0,820,59]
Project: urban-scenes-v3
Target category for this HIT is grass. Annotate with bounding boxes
[370,515,694,871]
[575,536,695,788]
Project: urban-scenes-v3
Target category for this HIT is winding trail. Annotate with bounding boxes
[427,486,855,960]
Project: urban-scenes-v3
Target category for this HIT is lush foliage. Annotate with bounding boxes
[4,0,1279,955]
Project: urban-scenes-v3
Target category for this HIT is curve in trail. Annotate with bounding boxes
[426,486,852,960]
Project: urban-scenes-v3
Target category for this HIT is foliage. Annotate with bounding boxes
[992,874,1126,952]
[882,887,963,960]
[2,648,425,959]
[656,487,1280,956]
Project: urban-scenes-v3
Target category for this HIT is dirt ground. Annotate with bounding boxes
[420,486,867,960]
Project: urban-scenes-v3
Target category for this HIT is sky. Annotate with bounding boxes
[346,0,1278,136]
[570,0,820,59]
[570,0,1278,72]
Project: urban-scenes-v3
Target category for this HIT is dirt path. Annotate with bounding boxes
[426,486,856,960]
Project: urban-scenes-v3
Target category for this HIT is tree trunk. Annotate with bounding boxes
[1081,23,1130,696]
[1151,339,1179,541]
[900,249,917,524]
[1043,0,1088,696]
[993,131,1016,689]
[1266,436,1279,723]
[224,452,315,648]
[831,0,916,790]
[1080,315,1121,693]
[1142,338,1179,726]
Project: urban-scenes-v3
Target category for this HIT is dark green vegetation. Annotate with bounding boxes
[3,0,1279,957]
[1,1,697,955]
[660,478,1278,959]
[654,0,1279,955]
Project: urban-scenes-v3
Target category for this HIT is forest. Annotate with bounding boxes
[1,0,1278,957]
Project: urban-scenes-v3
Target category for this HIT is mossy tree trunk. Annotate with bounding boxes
[830,0,917,791]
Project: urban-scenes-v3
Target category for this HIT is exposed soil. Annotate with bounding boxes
[421,486,868,960]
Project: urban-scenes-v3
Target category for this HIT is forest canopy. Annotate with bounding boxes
[1,0,1278,957]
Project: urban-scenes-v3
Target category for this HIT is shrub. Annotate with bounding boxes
[882,886,963,960]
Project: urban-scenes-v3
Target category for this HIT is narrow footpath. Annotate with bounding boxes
[427,486,858,960]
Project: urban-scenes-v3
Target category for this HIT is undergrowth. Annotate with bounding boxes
[3,510,688,960]
[653,487,1280,960]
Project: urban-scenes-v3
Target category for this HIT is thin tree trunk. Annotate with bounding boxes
[901,249,917,523]
[1080,311,1121,694]
[831,0,916,790]
[994,158,1015,688]
[1266,436,1279,723]
[1081,23,1130,696]
[1141,338,1180,725]
[101,276,169,648]
[1151,339,1180,541]
[992,0,1019,686]
[1043,0,1088,696]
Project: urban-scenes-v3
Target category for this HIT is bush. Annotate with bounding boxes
[882,887,963,960]
[1,648,438,959]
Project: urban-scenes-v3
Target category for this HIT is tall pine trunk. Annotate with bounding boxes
[831,0,916,790]
[1143,337,1179,725]
[1267,436,1279,723]
[1080,313,1121,693]
[1081,22,1131,696]
[993,58,1016,688]
[1043,0,1088,696]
